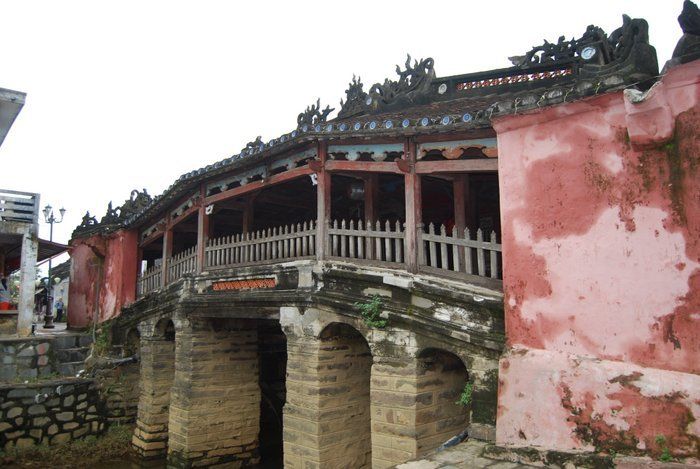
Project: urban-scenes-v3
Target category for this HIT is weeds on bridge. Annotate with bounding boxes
[355,294,387,329]
[456,381,474,408]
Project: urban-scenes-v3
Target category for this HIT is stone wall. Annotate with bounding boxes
[493,59,700,457]
[0,338,54,381]
[0,379,106,451]
[96,362,140,426]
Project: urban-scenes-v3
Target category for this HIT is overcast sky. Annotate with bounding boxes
[2,1,683,248]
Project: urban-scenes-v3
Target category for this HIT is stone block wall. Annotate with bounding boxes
[97,362,140,426]
[370,355,421,468]
[132,337,175,458]
[0,339,54,381]
[415,351,469,455]
[0,379,106,451]
[0,334,93,383]
[284,323,373,469]
[167,318,260,467]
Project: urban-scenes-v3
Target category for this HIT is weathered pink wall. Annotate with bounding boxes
[68,229,138,328]
[494,60,699,457]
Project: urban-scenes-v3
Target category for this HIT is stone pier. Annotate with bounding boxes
[167,318,260,468]
[283,322,372,469]
[131,321,175,458]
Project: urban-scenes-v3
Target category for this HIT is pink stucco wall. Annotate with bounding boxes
[494,60,700,457]
[68,229,138,328]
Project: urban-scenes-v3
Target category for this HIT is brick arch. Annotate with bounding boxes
[124,327,141,356]
[414,347,470,456]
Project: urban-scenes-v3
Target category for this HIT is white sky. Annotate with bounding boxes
[2,1,683,249]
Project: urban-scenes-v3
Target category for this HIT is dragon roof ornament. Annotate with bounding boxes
[73,189,153,238]
[241,136,264,156]
[297,99,334,129]
[509,14,654,75]
[338,75,369,119]
[337,54,436,118]
[369,55,435,107]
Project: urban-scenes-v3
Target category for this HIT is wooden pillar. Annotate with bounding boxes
[316,141,330,261]
[242,194,255,234]
[196,186,209,273]
[363,173,378,223]
[453,175,467,272]
[404,139,421,273]
[161,219,173,287]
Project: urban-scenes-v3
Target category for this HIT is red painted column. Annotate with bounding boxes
[161,218,173,287]
[453,175,468,272]
[196,186,209,273]
[404,139,421,273]
[316,141,330,261]
[364,173,378,223]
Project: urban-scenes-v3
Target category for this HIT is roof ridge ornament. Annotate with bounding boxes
[338,75,369,119]
[368,54,435,109]
[666,0,700,68]
[509,14,655,76]
[241,136,264,156]
[297,99,335,129]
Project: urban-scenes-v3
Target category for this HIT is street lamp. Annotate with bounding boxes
[42,204,65,329]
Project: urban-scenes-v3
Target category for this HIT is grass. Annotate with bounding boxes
[0,424,133,468]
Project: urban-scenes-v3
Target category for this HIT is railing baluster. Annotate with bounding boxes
[440,224,448,270]
[490,231,499,279]
[384,220,392,262]
[464,228,473,274]
[340,220,347,258]
[452,226,460,272]
[477,228,486,277]
[395,220,403,264]
[357,220,364,259]
[428,223,437,268]
[375,220,382,261]
[349,220,356,258]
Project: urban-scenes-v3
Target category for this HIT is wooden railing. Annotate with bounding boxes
[136,219,503,299]
[206,221,317,269]
[419,224,502,279]
[167,247,197,283]
[329,220,404,266]
[0,189,39,224]
[137,265,162,297]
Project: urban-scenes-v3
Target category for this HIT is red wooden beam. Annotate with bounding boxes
[413,129,496,143]
[139,225,165,248]
[168,204,199,230]
[204,166,313,205]
[415,159,498,174]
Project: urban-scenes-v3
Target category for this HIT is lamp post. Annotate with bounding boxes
[42,204,65,329]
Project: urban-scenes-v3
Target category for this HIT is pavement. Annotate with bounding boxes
[396,441,537,468]
[394,441,700,468]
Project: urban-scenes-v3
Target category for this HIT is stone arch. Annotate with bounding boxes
[153,318,175,341]
[317,322,373,468]
[415,347,470,456]
[124,327,141,357]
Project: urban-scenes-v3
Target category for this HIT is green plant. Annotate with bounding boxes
[93,321,113,356]
[656,435,672,462]
[456,381,474,407]
[354,295,387,328]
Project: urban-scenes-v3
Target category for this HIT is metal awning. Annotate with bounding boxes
[2,238,68,272]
